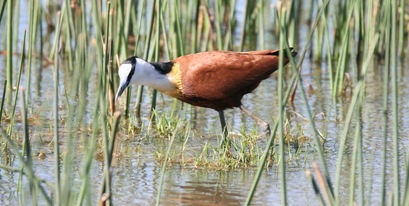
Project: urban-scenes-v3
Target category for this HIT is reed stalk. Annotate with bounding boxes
[101,110,122,205]
[348,90,363,205]
[37,1,43,62]
[174,0,184,56]
[398,0,405,56]
[0,0,6,22]
[381,5,391,203]
[156,122,179,206]
[317,0,334,92]
[305,169,325,205]
[113,0,125,60]
[6,0,13,95]
[12,0,20,57]
[277,8,287,206]
[16,32,29,205]
[0,80,6,122]
[390,0,400,204]
[189,1,199,53]
[404,163,409,206]
[79,0,89,45]
[159,6,171,59]
[107,10,116,114]
[101,85,112,206]
[25,0,40,105]
[214,0,223,50]
[135,0,156,116]
[150,0,161,117]
[100,3,113,206]
[239,0,249,51]
[53,12,63,206]
[7,31,26,137]
[20,88,37,204]
[257,0,264,50]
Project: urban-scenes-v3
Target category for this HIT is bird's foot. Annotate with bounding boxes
[258,121,271,138]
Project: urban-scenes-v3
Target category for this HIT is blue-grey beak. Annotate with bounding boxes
[115,82,128,101]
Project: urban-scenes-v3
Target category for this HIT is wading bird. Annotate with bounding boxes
[115,49,296,142]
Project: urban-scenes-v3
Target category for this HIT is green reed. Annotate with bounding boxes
[317,0,334,91]
[150,0,161,116]
[348,89,364,206]
[20,89,33,205]
[278,8,288,205]
[381,0,391,205]
[134,0,156,116]
[100,3,113,205]
[17,31,28,204]
[155,121,180,206]
[398,0,405,56]
[8,31,26,137]
[0,80,6,121]
[6,0,13,95]
[25,0,41,105]
[0,0,6,22]
[390,0,400,204]
[53,12,62,205]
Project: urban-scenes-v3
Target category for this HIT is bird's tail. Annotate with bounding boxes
[287,47,297,57]
[278,47,297,58]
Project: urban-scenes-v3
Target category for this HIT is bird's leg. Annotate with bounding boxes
[218,110,229,147]
[239,105,271,137]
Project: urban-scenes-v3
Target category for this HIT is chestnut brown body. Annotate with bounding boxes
[171,50,293,111]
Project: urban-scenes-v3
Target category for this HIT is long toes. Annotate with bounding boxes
[261,123,271,137]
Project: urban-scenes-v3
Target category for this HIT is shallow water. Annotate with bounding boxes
[1,55,407,205]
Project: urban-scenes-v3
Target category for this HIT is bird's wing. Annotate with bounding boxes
[174,50,285,100]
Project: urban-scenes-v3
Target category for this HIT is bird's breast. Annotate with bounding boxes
[164,62,184,98]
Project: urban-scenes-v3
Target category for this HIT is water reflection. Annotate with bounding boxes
[112,163,320,206]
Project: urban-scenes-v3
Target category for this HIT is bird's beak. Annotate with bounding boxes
[115,82,128,101]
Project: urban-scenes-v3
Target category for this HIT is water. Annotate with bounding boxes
[1,1,408,206]
[2,57,407,205]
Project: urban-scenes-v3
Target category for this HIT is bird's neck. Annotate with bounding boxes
[132,59,179,94]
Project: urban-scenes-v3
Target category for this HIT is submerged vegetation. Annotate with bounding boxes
[0,0,408,205]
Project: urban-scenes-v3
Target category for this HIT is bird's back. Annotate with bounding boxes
[171,50,294,111]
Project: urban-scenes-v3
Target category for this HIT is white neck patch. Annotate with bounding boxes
[118,58,176,93]
[118,63,133,85]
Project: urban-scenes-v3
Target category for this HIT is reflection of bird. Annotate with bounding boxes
[116,49,296,142]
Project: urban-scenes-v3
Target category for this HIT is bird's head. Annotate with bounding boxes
[115,56,181,101]
[115,56,139,101]
[116,56,170,101]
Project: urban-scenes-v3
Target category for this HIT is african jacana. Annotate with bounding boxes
[115,49,296,141]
